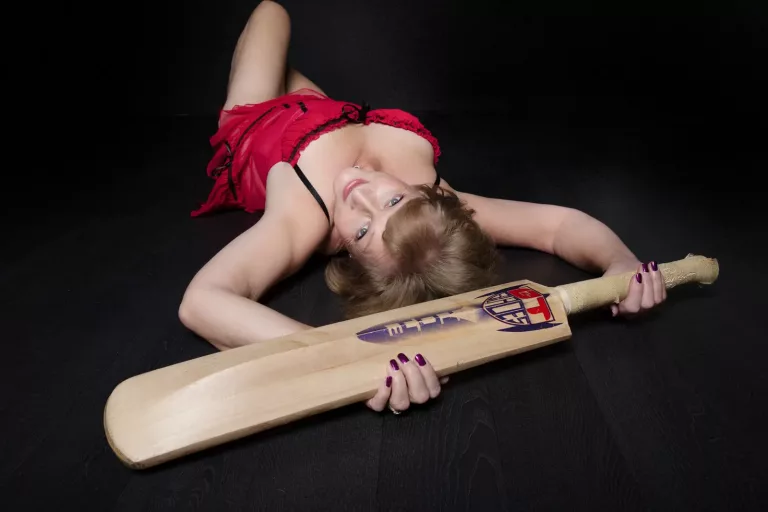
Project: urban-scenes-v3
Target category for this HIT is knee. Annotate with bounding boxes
[253,0,290,24]
[178,295,195,331]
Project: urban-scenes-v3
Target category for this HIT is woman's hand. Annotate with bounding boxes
[366,353,448,414]
[604,259,667,317]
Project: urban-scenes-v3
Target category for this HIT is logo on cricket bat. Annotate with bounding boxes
[356,284,560,343]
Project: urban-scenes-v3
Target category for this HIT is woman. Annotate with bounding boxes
[179,1,666,414]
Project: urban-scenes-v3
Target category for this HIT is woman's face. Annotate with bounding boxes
[331,166,417,268]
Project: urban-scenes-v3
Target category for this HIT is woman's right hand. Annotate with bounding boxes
[365,352,448,415]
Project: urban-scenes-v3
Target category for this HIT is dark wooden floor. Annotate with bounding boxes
[2,106,766,511]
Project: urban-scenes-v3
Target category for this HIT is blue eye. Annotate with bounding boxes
[356,225,369,240]
[387,195,404,207]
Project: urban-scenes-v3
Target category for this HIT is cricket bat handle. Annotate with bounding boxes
[554,254,719,315]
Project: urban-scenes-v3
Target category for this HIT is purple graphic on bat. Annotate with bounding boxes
[356,284,560,342]
[355,307,485,343]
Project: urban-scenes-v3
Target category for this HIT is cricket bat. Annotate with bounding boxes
[104,254,718,469]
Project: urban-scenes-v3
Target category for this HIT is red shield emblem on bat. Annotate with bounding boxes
[477,284,560,332]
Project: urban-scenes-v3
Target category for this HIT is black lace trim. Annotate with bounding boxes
[212,105,279,199]
[287,102,371,163]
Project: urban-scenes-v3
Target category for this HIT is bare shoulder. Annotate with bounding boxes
[262,162,332,272]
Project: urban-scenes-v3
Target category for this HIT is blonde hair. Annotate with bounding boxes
[325,185,499,318]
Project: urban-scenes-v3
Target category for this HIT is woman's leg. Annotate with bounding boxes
[285,67,326,95]
[222,0,292,110]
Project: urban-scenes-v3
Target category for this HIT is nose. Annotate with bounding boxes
[350,185,378,212]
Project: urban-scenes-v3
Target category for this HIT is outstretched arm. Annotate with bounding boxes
[179,206,326,351]
[446,186,665,316]
[452,190,639,273]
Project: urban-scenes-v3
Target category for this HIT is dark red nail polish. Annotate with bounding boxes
[651,261,658,271]
[415,354,427,366]
[386,376,392,388]
[642,263,649,272]
[397,353,409,364]
[636,273,642,283]
[390,359,399,371]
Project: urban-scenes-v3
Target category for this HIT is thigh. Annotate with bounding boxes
[285,68,326,96]
[223,1,292,111]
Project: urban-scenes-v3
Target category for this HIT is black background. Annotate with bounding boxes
[3,1,767,510]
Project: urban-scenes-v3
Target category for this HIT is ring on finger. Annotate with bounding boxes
[388,404,402,415]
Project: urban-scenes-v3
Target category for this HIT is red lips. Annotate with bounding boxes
[343,179,367,201]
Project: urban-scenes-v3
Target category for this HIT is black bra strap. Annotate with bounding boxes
[293,164,330,223]
[291,165,437,225]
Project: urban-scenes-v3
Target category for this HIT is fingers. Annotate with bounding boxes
[414,353,442,398]
[366,374,392,412]
[397,353,431,405]
[616,261,667,317]
[387,358,410,412]
[649,260,666,302]
[618,265,644,315]
[640,263,655,309]
[367,353,446,414]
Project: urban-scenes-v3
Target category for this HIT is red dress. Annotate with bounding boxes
[191,88,441,218]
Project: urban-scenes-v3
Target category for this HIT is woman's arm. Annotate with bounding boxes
[179,206,327,351]
[450,187,668,317]
[450,189,639,273]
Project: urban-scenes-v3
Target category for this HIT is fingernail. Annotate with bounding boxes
[390,359,399,371]
[386,376,392,387]
[642,263,649,272]
[397,353,409,364]
[651,261,658,271]
[636,273,642,283]
[415,354,427,366]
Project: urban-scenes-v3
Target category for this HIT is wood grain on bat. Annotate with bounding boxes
[104,254,718,469]
[105,280,569,468]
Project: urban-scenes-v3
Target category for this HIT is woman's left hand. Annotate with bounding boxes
[365,353,448,415]
[604,259,667,317]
